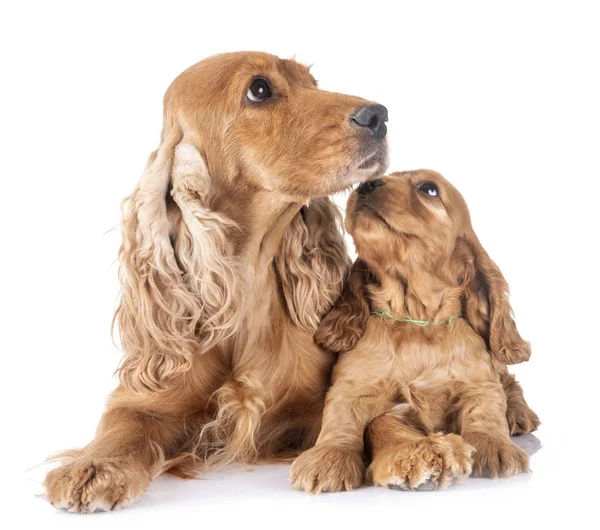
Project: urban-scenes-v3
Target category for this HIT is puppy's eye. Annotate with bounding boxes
[417,182,439,197]
[247,77,272,102]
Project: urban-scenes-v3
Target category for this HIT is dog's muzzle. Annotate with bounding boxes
[351,104,388,140]
[357,179,385,195]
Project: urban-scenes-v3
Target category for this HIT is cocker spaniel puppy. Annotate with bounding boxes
[43,52,389,512]
[291,170,539,493]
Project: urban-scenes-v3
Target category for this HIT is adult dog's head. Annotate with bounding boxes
[116,52,389,392]
[165,51,388,197]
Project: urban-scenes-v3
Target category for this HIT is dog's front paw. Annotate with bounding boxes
[43,457,150,513]
[290,445,364,494]
[507,403,541,435]
[468,435,530,478]
[367,433,474,490]
[315,310,362,353]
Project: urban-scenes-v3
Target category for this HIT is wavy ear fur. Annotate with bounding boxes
[315,258,371,353]
[115,141,239,393]
[275,197,350,333]
[453,233,530,365]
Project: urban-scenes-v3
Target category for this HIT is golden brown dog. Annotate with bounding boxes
[291,170,539,493]
[43,51,389,512]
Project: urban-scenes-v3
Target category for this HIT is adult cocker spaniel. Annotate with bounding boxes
[43,51,389,512]
[291,171,539,493]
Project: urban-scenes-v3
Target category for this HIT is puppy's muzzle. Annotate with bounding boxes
[351,104,388,140]
[357,179,385,195]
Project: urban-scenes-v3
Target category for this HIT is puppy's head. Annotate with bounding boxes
[166,51,389,198]
[342,170,530,364]
[346,170,469,267]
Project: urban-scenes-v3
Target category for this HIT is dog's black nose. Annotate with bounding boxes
[357,179,385,195]
[351,104,388,140]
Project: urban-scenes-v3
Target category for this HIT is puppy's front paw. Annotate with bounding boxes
[468,435,530,478]
[290,445,364,494]
[507,403,541,435]
[367,433,474,490]
[315,310,362,353]
[43,457,150,513]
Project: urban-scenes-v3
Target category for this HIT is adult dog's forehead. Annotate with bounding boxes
[168,53,314,109]
[279,58,317,86]
[234,55,316,88]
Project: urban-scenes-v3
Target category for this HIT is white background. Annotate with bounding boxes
[2,1,599,528]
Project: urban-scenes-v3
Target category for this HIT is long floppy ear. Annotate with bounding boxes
[453,233,530,365]
[315,258,371,353]
[275,197,350,333]
[115,140,239,393]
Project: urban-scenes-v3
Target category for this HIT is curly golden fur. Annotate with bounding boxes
[292,171,539,493]
[43,51,389,512]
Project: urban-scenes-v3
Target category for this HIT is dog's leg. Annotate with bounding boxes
[43,399,182,512]
[43,352,225,513]
[366,408,474,490]
[494,361,541,435]
[455,381,530,478]
[290,381,389,493]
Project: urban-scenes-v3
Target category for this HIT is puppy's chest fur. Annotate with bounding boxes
[386,320,495,384]
[348,318,501,428]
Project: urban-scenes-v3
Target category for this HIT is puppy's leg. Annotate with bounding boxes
[495,362,541,435]
[44,352,224,513]
[455,382,530,478]
[290,381,388,494]
[367,408,474,490]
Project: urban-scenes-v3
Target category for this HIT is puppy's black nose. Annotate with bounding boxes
[351,104,388,140]
[357,179,385,195]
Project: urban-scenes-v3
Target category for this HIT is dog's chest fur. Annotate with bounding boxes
[388,321,495,385]
[349,318,501,429]
[199,260,335,455]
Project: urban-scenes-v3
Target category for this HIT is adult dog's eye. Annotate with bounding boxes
[247,77,272,102]
[417,182,439,197]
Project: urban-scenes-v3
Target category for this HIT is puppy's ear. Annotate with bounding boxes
[115,137,239,393]
[453,233,530,365]
[315,259,371,353]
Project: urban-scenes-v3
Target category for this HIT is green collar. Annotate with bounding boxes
[371,309,462,327]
